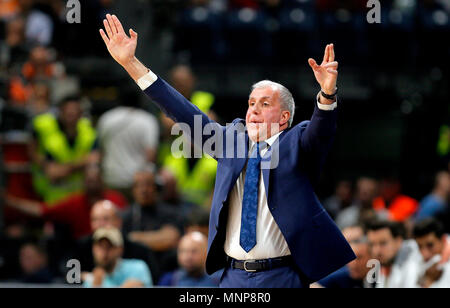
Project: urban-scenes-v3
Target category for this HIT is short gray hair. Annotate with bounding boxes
[251,80,295,127]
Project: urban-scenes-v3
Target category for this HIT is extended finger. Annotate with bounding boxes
[112,14,125,35]
[330,43,335,62]
[323,61,338,68]
[103,19,113,39]
[326,68,338,75]
[106,14,118,34]
[322,44,330,64]
[99,29,109,44]
[308,58,320,70]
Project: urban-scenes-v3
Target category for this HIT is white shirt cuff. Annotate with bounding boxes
[136,70,158,90]
[316,93,337,110]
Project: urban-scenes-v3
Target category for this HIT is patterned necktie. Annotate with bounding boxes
[240,142,263,253]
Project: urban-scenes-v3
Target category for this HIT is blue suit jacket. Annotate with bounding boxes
[143,76,356,282]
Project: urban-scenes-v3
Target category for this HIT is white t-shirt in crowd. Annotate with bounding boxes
[97,107,159,189]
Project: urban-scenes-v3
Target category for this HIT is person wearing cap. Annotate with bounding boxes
[83,227,153,288]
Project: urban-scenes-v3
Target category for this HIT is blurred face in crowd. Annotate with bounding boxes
[415,233,446,263]
[367,228,402,266]
[84,164,103,195]
[133,171,157,207]
[19,244,47,275]
[170,65,195,99]
[6,18,25,46]
[379,179,401,203]
[177,232,208,276]
[246,86,290,142]
[93,239,123,273]
[60,100,82,130]
[336,180,352,203]
[347,243,371,280]
[90,200,122,232]
[356,177,378,206]
[342,226,364,244]
[435,171,450,197]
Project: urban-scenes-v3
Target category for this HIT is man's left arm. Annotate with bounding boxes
[300,44,339,155]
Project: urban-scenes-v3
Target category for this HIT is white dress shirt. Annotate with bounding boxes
[136,70,338,261]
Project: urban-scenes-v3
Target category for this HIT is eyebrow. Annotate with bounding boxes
[249,96,272,101]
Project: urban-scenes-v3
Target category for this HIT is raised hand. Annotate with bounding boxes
[99,14,138,67]
[308,44,338,96]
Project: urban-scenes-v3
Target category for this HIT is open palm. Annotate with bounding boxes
[308,44,338,94]
[100,14,137,67]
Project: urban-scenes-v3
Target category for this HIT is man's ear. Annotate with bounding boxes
[280,110,290,127]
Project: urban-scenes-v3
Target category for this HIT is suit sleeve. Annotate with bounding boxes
[141,76,224,159]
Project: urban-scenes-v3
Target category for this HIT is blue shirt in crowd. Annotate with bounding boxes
[158,269,219,287]
[84,259,152,288]
[317,266,364,288]
[415,194,447,221]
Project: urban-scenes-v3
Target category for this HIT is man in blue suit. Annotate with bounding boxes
[100,14,355,288]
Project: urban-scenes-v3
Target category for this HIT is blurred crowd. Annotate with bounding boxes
[0,0,449,288]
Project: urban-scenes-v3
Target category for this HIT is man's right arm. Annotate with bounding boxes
[99,14,223,156]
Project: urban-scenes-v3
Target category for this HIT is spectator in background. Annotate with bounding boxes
[29,94,99,205]
[122,169,184,273]
[19,0,54,46]
[314,224,371,288]
[19,242,53,284]
[5,163,128,240]
[0,16,29,68]
[413,218,450,288]
[366,220,421,288]
[335,177,378,229]
[184,206,210,237]
[74,200,160,283]
[97,86,159,202]
[158,231,218,287]
[415,171,450,221]
[323,180,353,219]
[372,177,418,222]
[83,227,153,288]
[157,64,217,209]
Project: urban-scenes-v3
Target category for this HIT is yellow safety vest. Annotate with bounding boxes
[158,90,217,207]
[32,113,97,205]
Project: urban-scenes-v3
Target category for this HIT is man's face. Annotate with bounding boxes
[367,228,402,266]
[90,203,121,231]
[246,87,289,142]
[133,172,156,206]
[347,243,371,280]
[177,234,207,275]
[84,164,103,194]
[415,233,445,263]
[92,239,122,272]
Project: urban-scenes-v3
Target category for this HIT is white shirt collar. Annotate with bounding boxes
[249,130,284,152]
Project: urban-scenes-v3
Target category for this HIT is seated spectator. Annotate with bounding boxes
[74,200,160,283]
[366,220,422,288]
[19,242,53,284]
[415,171,450,221]
[323,180,354,219]
[413,218,450,288]
[5,163,128,240]
[83,228,152,288]
[314,224,371,288]
[158,231,218,287]
[335,177,378,229]
[372,178,419,222]
[122,169,184,272]
[29,94,98,205]
[97,86,159,202]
